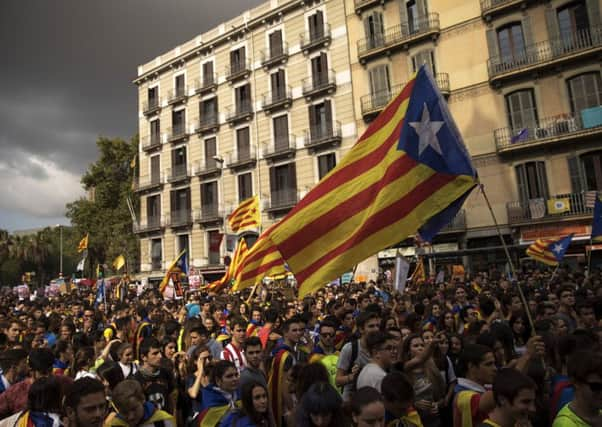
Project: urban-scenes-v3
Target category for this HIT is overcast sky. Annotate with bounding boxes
[0,0,264,232]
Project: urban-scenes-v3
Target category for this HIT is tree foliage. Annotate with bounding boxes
[66,136,139,278]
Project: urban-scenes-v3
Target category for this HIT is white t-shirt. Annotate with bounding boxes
[356,362,387,392]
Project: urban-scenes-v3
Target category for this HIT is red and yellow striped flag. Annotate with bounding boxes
[228,196,260,233]
[233,66,477,297]
[207,238,249,293]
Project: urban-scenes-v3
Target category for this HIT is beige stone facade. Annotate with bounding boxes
[135,0,602,280]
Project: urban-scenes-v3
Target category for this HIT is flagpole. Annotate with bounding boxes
[548,264,560,287]
[480,184,536,331]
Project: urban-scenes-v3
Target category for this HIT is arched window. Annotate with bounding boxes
[505,89,538,131]
[567,72,602,115]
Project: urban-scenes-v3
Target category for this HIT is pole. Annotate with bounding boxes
[480,185,536,331]
[59,225,63,277]
[548,264,560,287]
[586,237,593,284]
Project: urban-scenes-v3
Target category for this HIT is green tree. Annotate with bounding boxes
[66,136,139,277]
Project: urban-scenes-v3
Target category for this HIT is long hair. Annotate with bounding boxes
[71,346,95,377]
[239,380,276,427]
[295,382,345,427]
[400,334,446,400]
[28,376,62,413]
[96,361,124,391]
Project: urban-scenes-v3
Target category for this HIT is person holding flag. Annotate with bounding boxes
[159,249,187,299]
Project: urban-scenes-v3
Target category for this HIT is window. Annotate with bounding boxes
[150,155,160,184]
[369,65,391,108]
[200,98,218,123]
[412,50,436,75]
[148,86,158,109]
[273,115,290,151]
[318,153,336,180]
[172,110,186,135]
[270,163,297,206]
[567,72,602,114]
[170,188,191,222]
[202,61,214,86]
[515,161,548,203]
[269,30,284,57]
[311,53,329,87]
[558,1,589,39]
[177,235,189,258]
[271,70,286,100]
[238,173,253,202]
[204,137,217,169]
[175,74,185,97]
[581,151,602,191]
[230,47,246,74]
[151,238,162,270]
[497,23,526,61]
[150,119,160,144]
[309,100,333,140]
[171,146,187,177]
[235,84,252,113]
[505,89,538,131]
[308,10,325,41]
[237,127,251,161]
[201,181,219,214]
[364,12,384,49]
[207,230,223,265]
[147,195,161,225]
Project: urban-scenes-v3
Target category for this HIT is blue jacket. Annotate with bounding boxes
[220,411,257,427]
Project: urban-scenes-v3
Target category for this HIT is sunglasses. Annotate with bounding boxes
[587,382,602,393]
[320,332,335,338]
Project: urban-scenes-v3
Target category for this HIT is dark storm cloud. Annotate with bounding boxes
[0,0,264,229]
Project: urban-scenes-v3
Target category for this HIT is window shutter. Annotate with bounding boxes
[586,0,601,28]
[486,29,500,66]
[416,0,428,19]
[521,16,533,50]
[186,188,191,212]
[316,10,324,36]
[515,164,528,203]
[269,166,277,196]
[324,99,333,136]
[545,6,560,54]
[170,190,176,214]
[399,0,408,34]
[536,161,549,199]
[270,30,283,56]
[289,163,297,191]
[364,16,372,48]
[320,53,328,84]
[568,155,586,193]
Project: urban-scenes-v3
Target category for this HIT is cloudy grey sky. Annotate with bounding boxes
[0,0,263,231]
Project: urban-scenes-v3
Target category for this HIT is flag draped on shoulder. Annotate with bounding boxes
[77,234,88,253]
[233,66,478,297]
[159,249,186,294]
[228,196,260,233]
[207,238,249,293]
[526,234,573,266]
[592,193,602,243]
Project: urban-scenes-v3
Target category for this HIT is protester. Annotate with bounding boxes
[349,386,386,427]
[64,377,107,427]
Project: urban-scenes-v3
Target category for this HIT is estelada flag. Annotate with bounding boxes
[228,196,260,233]
[591,194,602,243]
[77,234,88,253]
[233,66,478,297]
[526,234,573,266]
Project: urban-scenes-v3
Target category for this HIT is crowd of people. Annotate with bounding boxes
[0,265,600,427]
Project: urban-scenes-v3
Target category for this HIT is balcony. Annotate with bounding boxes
[261,86,293,114]
[226,100,254,125]
[133,174,164,193]
[167,164,190,184]
[304,121,342,153]
[142,98,161,116]
[300,24,332,55]
[354,0,390,15]
[195,114,220,135]
[167,125,189,143]
[225,60,252,83]
[167,86,187,105]
[196,204,224,227]
[263,135,297,162]
[195,74,218,95]
[194,160,222,179]
[227,145,257,171]
[488,26,602,86]
[439,209,467,233]
[357,13,440,64]
[480,0,534,21]
[167,210,193,228]
[302,70,337,100]
[360,73,450,120]
[260,42,289,70]
[507,193,592,225]
[494,111,602,154]
[267,189,299,213]
[141,134,162,152]
[133,216,164,234]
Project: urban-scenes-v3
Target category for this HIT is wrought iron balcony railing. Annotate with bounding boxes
[194,74,218,94]
[302,70,336,98]
[195,113,220,134]
[142,98,161,115]
[300,24,332,53]
[167,125,188,142]
[507,193,592,224]
[226,100,254,124]
[168,210,193,227]
[141,134,162,151]
[304,121,342,150]
[261,86,293,113]
[268,189,299,210]
[225,60,252,82]
[263,135,297,160]
[260,42,289,69]
[167,86,187,104]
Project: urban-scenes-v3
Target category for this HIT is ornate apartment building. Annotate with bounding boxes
[135,0,602,281]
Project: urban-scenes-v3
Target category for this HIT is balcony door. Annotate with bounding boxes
[308,10,325,41]
[204,137,217,169]
[581,151,602,191]
[201,181,219,215]
[269,30,284,57]
[309,100,333,141]
[558,1,590,47]
[230,47,246,74]
[270,163,297,206]
[273,115,289,151]
[235,84,251,113]
[567,72,602,116]
[170,188,191,221]
[147,195,161,225]
[150,155,160,184]
[171,146,187,177]
[369,65,391,109]
[271,70,286,100]
[364,11,384,49]
[497,22,526,63]
[237,127,251,161]
[515,161,549,205]
[151,238,162,270]
[505,89,538,134]
[311,53,328,88]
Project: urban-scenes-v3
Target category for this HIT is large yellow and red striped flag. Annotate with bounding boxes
[233,66,478,297]
[207,238,249,293]
[228,196,260,233]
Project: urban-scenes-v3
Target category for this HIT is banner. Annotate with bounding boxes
[394,255,410,293]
